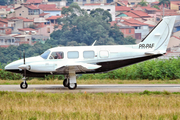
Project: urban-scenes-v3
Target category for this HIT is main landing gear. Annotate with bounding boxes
[20,77,28,89]
[63,79,77,89]
[63,71,77,90]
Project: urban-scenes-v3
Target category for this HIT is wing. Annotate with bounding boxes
[55,63,101,73]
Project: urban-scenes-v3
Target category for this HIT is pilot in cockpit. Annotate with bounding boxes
[56,52,62,59]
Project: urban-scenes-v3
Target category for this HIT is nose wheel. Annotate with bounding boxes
[20,77,28,89]
[20,81,28,89]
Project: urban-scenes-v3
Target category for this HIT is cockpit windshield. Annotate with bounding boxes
[40,50,50,59]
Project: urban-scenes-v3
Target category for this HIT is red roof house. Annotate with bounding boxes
[46,16,62,24]
[26,0,43,5]
[116,6,131,12]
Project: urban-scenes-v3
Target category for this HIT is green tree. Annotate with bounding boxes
[124,36,136,45]
[109,25,124,44]
[138,0,148,6]
[153,5,160,9]
[52,3,130,46]
[158,0,170,17]
[90,8,112,22]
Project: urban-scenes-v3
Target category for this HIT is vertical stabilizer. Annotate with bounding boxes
[137,16,176,54]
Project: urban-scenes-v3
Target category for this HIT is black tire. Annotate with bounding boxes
[63,79,68,87]
[20,82,28,89]
[68,83,77,90]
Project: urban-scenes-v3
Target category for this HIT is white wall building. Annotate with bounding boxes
[80,5,115,21]
[134,25,149,40]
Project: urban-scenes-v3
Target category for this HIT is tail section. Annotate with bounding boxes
[137,16,176,54]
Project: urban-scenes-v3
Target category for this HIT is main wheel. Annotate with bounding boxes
[20,82,28,89]
[63,79,68,87]
[68,83,77,90]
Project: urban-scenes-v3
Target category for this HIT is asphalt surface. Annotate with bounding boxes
[0,84,180,93]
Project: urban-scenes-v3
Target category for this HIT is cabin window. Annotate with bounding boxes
[41,50,50,59]
[99,50,109,58]
[68,51,79,59]
[49,52,64,59]
[83,51,94,59]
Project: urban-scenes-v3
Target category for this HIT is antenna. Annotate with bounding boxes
[92,40,96,46]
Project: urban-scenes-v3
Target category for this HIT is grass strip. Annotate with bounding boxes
[1,79,180,85]
[0,91,180,120]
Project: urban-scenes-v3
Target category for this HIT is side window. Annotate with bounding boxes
[83,51,95,59]
[49,52,64,59]
[68,51,79,59]
[99,50,109,58]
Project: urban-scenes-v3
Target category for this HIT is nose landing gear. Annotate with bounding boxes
[20,50,28,89]
[20,77,28,89]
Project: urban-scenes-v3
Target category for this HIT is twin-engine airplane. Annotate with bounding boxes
[5,16,176,90]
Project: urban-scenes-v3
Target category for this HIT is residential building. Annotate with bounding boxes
[8,3,41,19]
[119,10,152,22]
[109,20,135,38]
[0,18,8,27]
[32,34,49,41]
[0,8,7,18]
[80,4,116,21]
[46,16,62,24]
[14,34,32,45]
[119,18,151,39]
[36,23,54,37]
[8,18,23,33]
[127,0,141,6]
[47,1,67,8]
[0,17,12,35]
[39,13,50,18]
[14,0,25,4]
[168,31,180,48]
[74,0,110,6]
[115,6,131,16]
[9,17,34,28]
[37,4,62,16]
[174,16,180,32]
[26,0,47,5]
[0,36,19,47]
[0,27,12,35]
[119,26,135,38]
[109,1,128,6]
[170,1,180,11]
[156,9,180,19]
[133,6,158,22]
[18,28,37,35]
[146,0,158,2]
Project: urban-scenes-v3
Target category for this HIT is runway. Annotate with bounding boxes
[0,84,180,93]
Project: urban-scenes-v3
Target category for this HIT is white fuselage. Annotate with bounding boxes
[5,44,158,76]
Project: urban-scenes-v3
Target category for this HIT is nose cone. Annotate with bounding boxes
[5,64,11,70]
[5,56,44,72]
[5,59,23,71]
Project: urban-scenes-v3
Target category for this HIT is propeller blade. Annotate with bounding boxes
[23,50,26,77]
[19,51,21,59]
[23,50,25,64]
